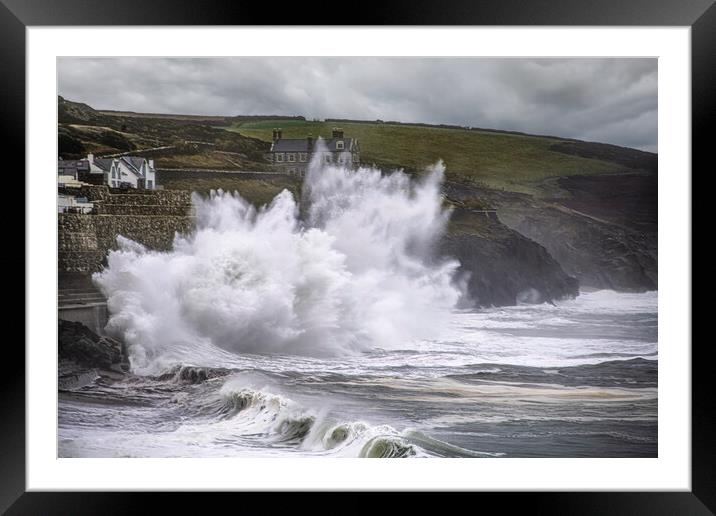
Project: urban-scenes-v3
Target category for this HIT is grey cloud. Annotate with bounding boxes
[58,57,657,151]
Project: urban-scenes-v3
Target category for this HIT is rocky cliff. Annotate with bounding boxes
[498,203,657,291]
[443,208,579,307]
[444,173,657,293]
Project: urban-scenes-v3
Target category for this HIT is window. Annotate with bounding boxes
[325,154,332,163]
[147,180,153,189]
[275,153,284,162]
[288,153,296,162]
[336,141,344,150]
[299,153,307,162]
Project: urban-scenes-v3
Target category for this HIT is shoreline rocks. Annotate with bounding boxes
[58,319,129,375]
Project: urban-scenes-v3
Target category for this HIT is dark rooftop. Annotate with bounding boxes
[58,159,89,175]
[93,158,113,171]
[120,156,147,173]
[272,138,356,153]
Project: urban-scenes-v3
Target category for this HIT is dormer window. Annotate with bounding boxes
[336,141,344,150]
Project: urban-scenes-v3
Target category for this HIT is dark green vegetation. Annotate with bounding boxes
[58,98,658,301]
[58,96,270,170]
[227,118,655,196]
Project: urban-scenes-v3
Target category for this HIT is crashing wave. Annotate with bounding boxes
[167,376,491,458]
[93,143,460,374]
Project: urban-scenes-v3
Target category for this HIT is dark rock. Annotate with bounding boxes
[442,208,579,307]
[58,319,129,372]
[443,175,657,293]
[155,365,232,384]
[499,204,657,292]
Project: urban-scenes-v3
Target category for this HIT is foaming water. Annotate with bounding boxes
[59,290,657,458]
[94,145,459,374]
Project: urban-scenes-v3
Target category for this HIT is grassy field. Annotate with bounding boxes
[158,171,301,206]
[224,119,633,195]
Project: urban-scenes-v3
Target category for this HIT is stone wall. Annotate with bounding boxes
[59,186,195,272]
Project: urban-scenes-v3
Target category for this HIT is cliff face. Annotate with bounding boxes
[498,204,657,292]
[496,172,657,292]
[443,172,657,294]
[442,208,579,307]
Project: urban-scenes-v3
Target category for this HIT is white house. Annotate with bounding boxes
[89,154,157,190]
[108,157,156,189]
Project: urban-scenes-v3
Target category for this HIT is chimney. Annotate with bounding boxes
[148,159,155,169]
[272,129,278,142]
[332,128,344,139]
[307,133,314,151]
[277,128,283,140]
[87,153,94,163]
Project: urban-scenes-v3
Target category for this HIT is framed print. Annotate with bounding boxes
[3,0,710,512]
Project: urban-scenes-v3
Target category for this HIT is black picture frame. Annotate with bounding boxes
[2,0,709,512]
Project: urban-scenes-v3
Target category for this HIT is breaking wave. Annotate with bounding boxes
[172,376,490,458]
[94,142,460,374]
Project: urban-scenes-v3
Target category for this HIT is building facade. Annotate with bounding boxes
[58,154,157,190]
[268,128,360,176]
[106,156,157,189]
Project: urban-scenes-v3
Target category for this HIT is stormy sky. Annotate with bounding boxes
[58,57,657,152]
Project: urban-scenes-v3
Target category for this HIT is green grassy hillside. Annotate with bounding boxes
[57,97,656,199]
[225,119,655,195]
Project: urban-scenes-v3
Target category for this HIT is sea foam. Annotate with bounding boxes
[93,142,460,373]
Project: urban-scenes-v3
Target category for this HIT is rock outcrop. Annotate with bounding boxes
[58,319,129,373]
[443,173,657,294]
[498,204,657,291]
[442,208,579,307]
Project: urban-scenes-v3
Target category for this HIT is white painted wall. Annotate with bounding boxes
[106,158,157,189]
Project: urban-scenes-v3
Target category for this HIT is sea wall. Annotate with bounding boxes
[58,186,195,272]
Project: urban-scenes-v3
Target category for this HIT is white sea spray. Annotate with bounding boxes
[93,142,460,374]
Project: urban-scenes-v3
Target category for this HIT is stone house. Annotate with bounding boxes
[268,128,360,176]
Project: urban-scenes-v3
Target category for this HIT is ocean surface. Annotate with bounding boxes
[58,289,657,458]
